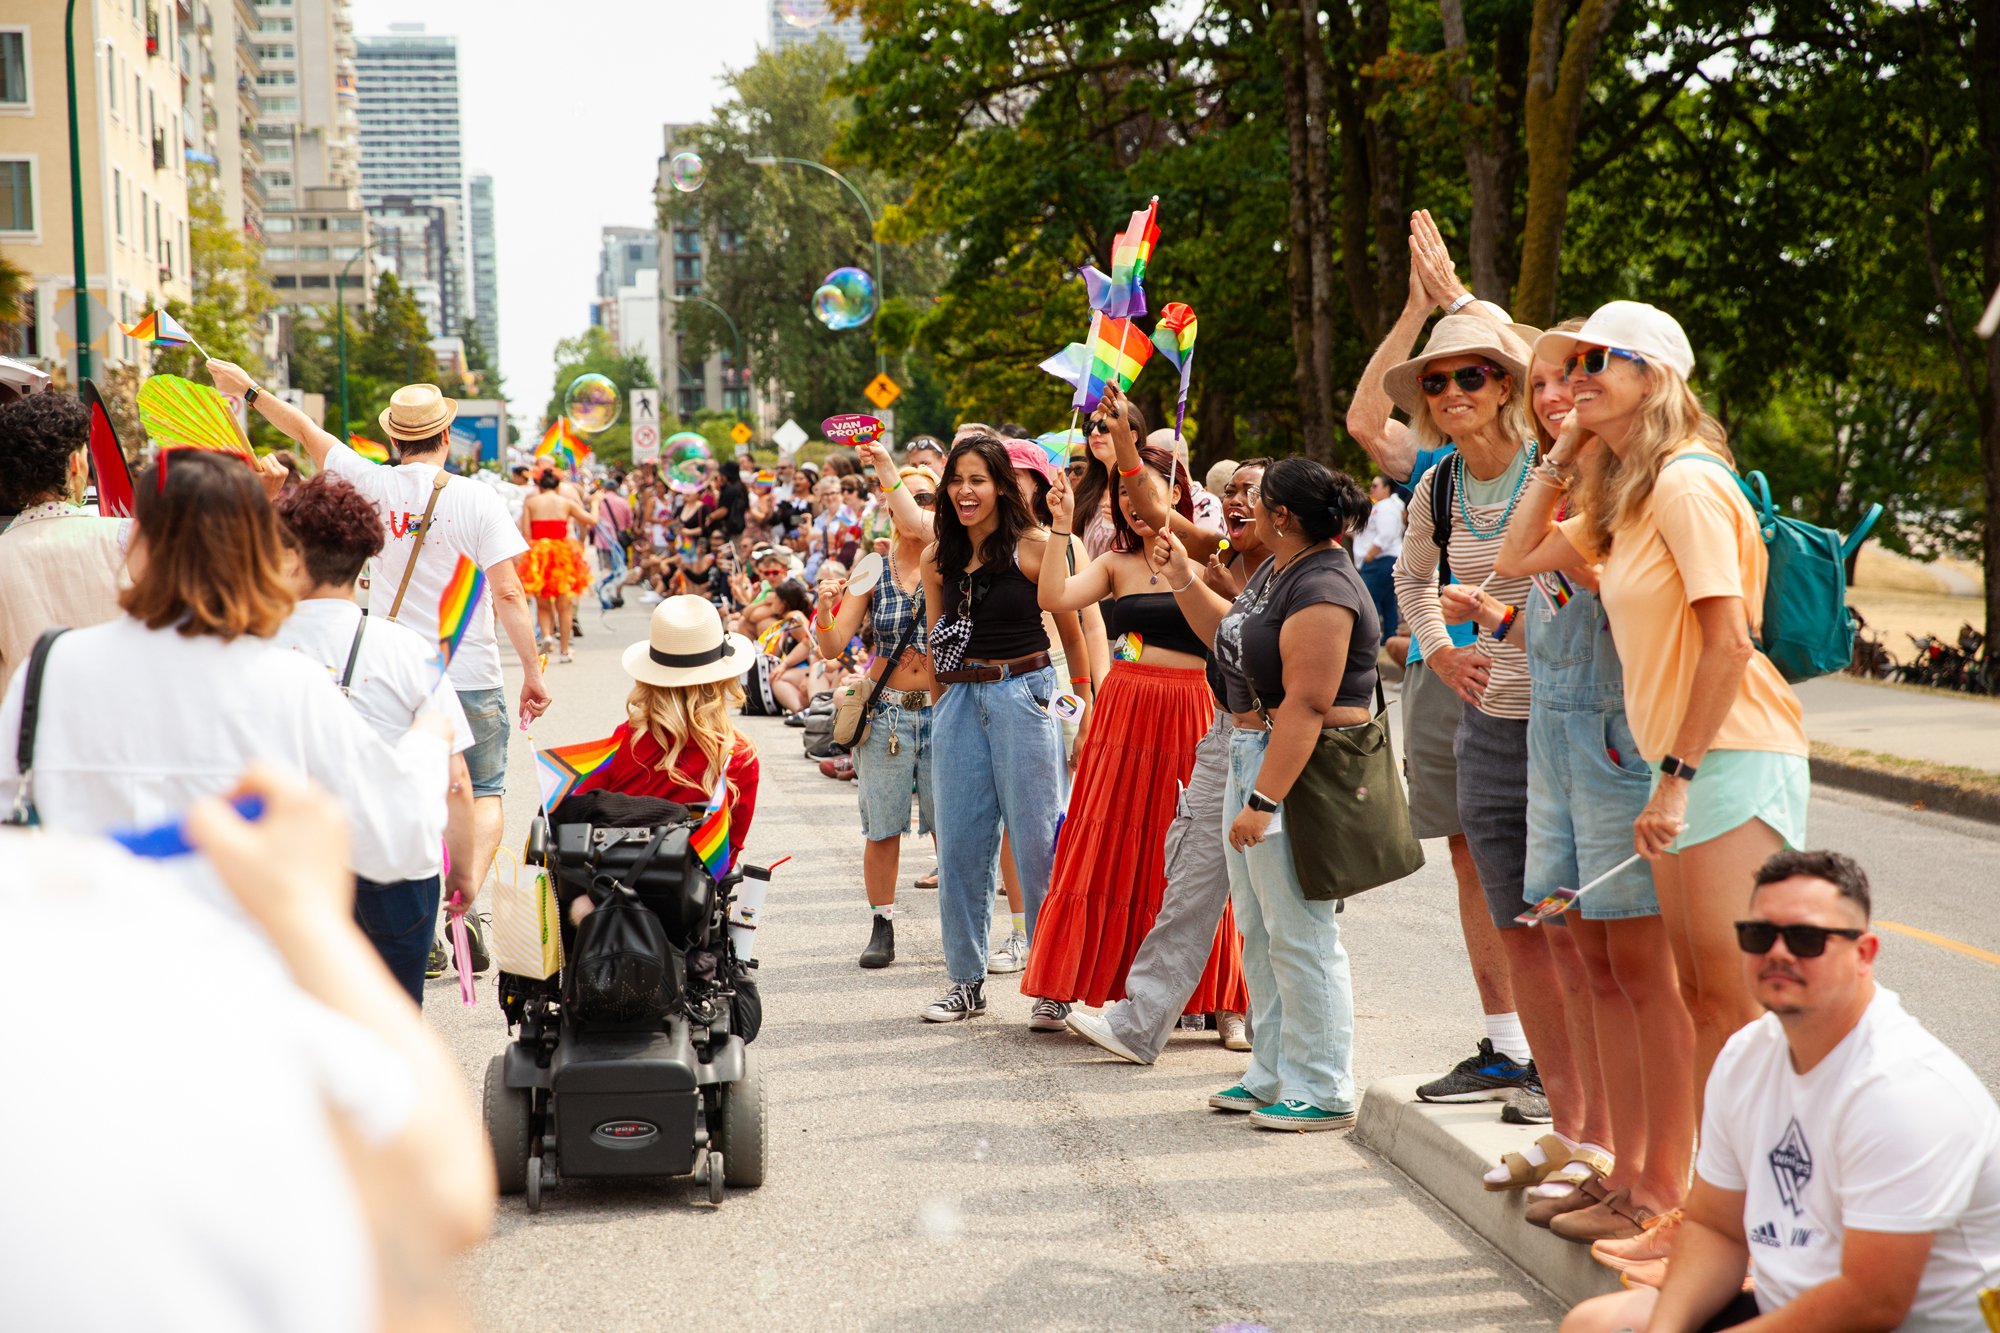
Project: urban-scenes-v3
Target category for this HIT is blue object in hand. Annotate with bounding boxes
[110,794,266,859]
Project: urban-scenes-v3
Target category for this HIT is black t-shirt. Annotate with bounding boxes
[1212,545,1380,713]
[711,481,750,537]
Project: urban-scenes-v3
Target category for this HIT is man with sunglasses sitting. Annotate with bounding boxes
[1564,849,2000,1333]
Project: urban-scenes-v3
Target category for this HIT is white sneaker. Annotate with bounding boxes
[987,928,1028,974]
[1065,1009,1152,1065]
[1217,1010,1251,1052]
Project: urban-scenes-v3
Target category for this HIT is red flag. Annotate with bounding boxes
[80,380,135,518]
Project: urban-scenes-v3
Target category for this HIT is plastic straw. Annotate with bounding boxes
[452,912,477,1007]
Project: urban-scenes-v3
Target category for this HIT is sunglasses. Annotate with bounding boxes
[1086,419,1113,435]
[1562,347,1647,381]
[1419,365,1503,396]
[912,492,937,508]
[1733,920,1864,958]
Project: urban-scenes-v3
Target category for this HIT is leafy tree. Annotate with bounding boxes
[287,272,441,441]
[0,249,28,334]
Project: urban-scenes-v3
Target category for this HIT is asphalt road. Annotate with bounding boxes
[425,598,1998,1331]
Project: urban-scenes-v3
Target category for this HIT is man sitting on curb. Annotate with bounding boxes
[1564,850,2000,1332]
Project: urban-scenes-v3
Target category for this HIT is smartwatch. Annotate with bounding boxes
[1659,754,1699,782]
[1245,789,1280,814]
[243,385,260,406]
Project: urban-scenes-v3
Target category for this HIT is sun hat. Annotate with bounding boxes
[1205,459,1239,494]
[1003,439,1057,485]
[377,383,458,442]
[1382,314,1533,417]
[622,595,757,688]
[1146,427,1192,477]
[1532,300,1695,380]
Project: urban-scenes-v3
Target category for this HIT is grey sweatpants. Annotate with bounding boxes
[1104,712,1236,1062]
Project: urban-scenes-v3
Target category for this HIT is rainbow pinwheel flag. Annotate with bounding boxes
[436,555,487,665]
[1151,302,1198,439]
[1072,312,1153,412]
[1079,198,1161,320]
[119,308,197,349]
[535,733,622,815]
[349,434,390,463]
[691,776,735,880]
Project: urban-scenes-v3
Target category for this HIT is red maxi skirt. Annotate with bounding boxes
[1022,660,1248,1012]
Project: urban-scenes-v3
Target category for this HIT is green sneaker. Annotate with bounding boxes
[1248,1099,1356,1132]
[425,939,447,980]
[1206,1084,1261,1113]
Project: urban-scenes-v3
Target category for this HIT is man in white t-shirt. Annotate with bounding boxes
[209,361,549,919]
[1355,475,1406,638]
[1564,850,2000,1333]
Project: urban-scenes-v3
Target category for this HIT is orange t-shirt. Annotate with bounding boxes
[1559,446,1806,762]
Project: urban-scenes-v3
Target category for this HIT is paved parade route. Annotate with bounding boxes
[425,602,1998,1331]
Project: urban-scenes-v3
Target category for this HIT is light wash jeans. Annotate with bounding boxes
[932,665,1067,984]
[1223,727,1356,1112]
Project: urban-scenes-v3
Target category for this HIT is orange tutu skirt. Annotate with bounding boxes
[520,538,592,600]
[1022,661,1248,1012]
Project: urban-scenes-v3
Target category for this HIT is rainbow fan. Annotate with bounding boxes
[136,375,254,460]
[437,555,488,666]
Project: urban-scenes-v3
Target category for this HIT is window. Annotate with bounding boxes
[0,158,33,233]
[264,245,292,260]
[273,275,296,288]
[330,216,361,230]
[141,189,150,249]
[261,96,297,113]
[261,142,290,162]
[112,167,123,237]
[1,30,28,111]
[259,17,293,32]
[299,274,329,288]
[264,171,292,188]
[263,215,292,231]
[297,245,327,260]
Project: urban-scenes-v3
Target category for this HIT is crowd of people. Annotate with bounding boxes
[2,203,1996,1331]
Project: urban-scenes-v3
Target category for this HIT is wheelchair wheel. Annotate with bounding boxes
[717,1051,767,1188]
[483,1054,531,1195]
[526,1155,543,1213]
[706,1150,726,1205]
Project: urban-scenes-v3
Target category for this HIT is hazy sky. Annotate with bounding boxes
[346,0,769,419]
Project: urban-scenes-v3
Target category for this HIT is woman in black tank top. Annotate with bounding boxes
[916,435,1080,1024]
[1022,444,1248,1027]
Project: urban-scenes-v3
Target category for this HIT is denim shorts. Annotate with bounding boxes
[1525,705,1658,919]
[854,694,935,842]
[456,686,509,798]
[1452,704,1534,930]
[1650,748,1810,853]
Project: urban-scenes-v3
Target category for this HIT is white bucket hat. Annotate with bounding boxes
[621,595,757,688]
[1382,314,1533,416]
[1532,301,1696,380]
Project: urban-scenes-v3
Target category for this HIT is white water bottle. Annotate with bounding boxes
[728,864,771,962]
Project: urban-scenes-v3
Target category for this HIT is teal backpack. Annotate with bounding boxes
[1667,455,1881,684]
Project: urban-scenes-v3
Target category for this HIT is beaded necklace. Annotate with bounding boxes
[1454,439,1537,540]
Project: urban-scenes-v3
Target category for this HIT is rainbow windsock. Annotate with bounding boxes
[436,555,487,666]
[1071,312,1153,412]
[1080,198,1161,320]
[534,733,622,815]
[349,434,390,463]
[691,776,734,880]
[119,308,197,349]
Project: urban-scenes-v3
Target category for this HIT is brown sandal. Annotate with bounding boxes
[1523,1154,1613,1227]
[1550,1186,1657,1243]
[1483,1134,1574,1192]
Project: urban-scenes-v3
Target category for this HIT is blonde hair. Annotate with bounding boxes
[1578,363,1732,557]
[1527,317,1588,452]
[625,677,753,798]
[1408,362,1535,459]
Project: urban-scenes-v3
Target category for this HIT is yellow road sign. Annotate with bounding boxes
[730,421,754,446]
[864,373,901,410]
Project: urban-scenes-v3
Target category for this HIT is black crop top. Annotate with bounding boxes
[1111,593,1208,659]
[958,556,1049,660]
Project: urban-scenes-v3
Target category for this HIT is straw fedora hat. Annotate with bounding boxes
[622,595,757,688]
[378,382,459,442]
[1383,314,1533,417]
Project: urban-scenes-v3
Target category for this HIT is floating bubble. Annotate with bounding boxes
[971,1137,990,1162]
[669,151,707,193]
[915,1198,965,1244]
[564,373,621,434]
[812,266,877,330]
[778,0,828,28]
[665,431,712,492]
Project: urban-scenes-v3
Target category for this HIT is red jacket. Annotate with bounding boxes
[575,722,759,850]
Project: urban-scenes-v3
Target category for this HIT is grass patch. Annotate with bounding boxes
[1810,742,2000,797]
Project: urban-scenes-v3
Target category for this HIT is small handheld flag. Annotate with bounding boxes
[437,555,488,666]
[534,733,622,815]
[119,309,208,358]
[1150,303,1198,441]
[1072,312,1153,412]
[349,435,391,464]
[1079,198,1161,320]
[691,777,735,880]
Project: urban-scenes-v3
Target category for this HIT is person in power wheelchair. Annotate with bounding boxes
[485,595,766,1209]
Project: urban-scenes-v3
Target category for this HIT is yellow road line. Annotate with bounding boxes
[1877,920,2000,967]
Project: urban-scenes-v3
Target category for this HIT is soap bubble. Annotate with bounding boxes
[915,1198,964,1244]
[812,266,877,330]
[665,431,712,492]
[668,151,706,193]
[778,0,828,28]
[564,373,621,434]
[971,1137,990,1162]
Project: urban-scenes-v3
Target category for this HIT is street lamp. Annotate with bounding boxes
[745,155,886,377]
[334,244,385,440]
[669,293,748,418]
[65,0,92,382]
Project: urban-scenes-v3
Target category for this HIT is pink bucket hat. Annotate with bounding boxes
[1003,439,1057,486]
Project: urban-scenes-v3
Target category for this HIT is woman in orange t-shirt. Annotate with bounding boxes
[1497,301,1809,1104]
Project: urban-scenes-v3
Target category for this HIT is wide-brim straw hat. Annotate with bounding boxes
[1383,314,1533,417]
[378,382,459,442]
[622,595,757,688]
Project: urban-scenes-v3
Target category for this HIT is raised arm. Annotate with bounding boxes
[1159,532,1235,647]
[810,568,870,661]
[1039,468,1116,612]
[208,359,344,468]
[856,440,932,541]
[1495,415,1590,578]
[1344,264,1432,485]
[1097,385,1224,563]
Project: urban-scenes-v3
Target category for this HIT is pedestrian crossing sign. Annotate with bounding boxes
[865,373,901,409]
[730,421,754,446]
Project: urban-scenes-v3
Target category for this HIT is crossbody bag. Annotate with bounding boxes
[5,628,69,828]
[831,600,922,753]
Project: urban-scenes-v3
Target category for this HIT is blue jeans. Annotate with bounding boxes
[456,687,508,798]
[932,665,1068,984]
[1360,554,1399,637]
[1223,728,1355,1112]
[594,542,628,607]
[354,873,442,1006]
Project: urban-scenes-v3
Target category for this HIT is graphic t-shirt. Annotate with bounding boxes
[324,447,529,691]
[1212,545,1380,714]
[1696,988,2000,1331]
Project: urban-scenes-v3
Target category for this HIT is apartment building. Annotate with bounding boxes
[467,170,496,361]
[253,0,369,315]
[354,23,462,335]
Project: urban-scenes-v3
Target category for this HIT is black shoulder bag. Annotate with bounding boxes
[566,826,682,1022]
[6,628,69,828]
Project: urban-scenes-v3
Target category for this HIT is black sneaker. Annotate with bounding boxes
[458,912,492,975]
[784,711,808,728]
[922,980,987,1023]
[1501,1072,1553,1125]
[1416,1038,1535,1102]
[425,939,447,980]
[859,916,895,969]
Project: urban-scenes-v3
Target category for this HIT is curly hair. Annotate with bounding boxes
[124,451,295,640]
[275,474,387,589]
[0,392,90,512]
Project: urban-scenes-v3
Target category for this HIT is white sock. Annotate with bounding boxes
[873,903,894,921]
[1485,1012,1532,1065]
[1485,1130,1578,1187]
[1531,1139,1610,1197]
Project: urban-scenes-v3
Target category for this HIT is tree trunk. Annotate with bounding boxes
[1276,0,1333,452]
[1514,0,1622,326]
[1439,0,1509,303]
[1299,0,1341,461]
[1975,0,2000,644]
[1322,1,1388,340]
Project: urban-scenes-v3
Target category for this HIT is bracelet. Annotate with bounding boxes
[1049,526,1072,536]
[882,477,902,492]
[1070,676,1092,688]
[1531,462,1572,489]
[1492,605,1519,641]
[1445,292,1476,315]
[1118,463,1143,477]
[1169,571,1197,593]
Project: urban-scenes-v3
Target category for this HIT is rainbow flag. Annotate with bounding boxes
[1151,303,1198,438]
[119,309,197,348]
[349,434,390,463]
[691,776,734,880]
[535,419,589,471]
[534,733,622,815]
[436,555,487,665]
[1544,570,1575,610]
[1072,312,1153,412]
[1080,198,1161,320]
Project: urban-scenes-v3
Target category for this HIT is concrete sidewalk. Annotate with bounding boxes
[1794,674,2000,773]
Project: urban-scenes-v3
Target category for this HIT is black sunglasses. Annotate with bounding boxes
[1562,347,1647,381]
[1419,365,1503,396]
[1086,419,1113,434]
[1733,920,1864,958]
[911,491,937,508]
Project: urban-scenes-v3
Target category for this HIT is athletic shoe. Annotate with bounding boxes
[819,756,856,781]
[453,912,492,974]
[425,939,447,980]
[859,916,895,969]
[987,928,1028,974]
[1028,997,1071,1032]
[1066,1009,1151,1065]
[784,712,808,728]
[1216,1010,1251,1052]
[922,980,987,1023]
[1206,1084,1261,1113]
[1416,1038,1536,1102]
[1249,1100,1356,1132]
[1502,1081,1553,1125]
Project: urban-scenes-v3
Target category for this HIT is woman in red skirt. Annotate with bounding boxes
[1022,440,1248,1037]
